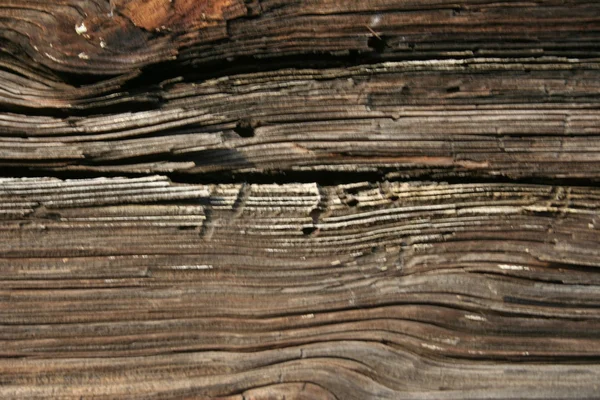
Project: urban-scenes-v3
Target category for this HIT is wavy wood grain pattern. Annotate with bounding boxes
[0,1,599,181]
[1,176,600,398]
[3,0,600,398]
[2,58,600,179]
[1,0,599,75]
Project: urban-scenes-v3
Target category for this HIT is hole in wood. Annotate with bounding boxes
[347,198,359,207]
[367,35,389,54]
[234,119,256,138]
[302,226,318,236]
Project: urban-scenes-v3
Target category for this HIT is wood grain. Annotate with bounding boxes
[1,176,600,398]
[2,0,600,398]
[3,58,600,180]
[1,1,599,75]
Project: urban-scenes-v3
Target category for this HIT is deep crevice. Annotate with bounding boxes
[2,166,600,189]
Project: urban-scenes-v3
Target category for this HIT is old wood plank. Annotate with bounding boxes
[1,176,600,397]
[1,1,599,75]
[2,0,600,398]
[2,59,600,179]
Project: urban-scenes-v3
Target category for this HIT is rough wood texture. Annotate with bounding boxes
[2,176,600,398]
[2,0,599,75]
[2,0,600,398]
[3,58,600,179]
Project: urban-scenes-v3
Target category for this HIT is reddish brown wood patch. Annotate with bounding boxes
[119,0,240,31]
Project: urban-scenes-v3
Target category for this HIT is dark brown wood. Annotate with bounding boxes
[2,1,600,398]
[2,0,600,75]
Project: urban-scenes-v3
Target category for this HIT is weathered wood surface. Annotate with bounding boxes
[2,0,600,399]
[2,176,600,398]
[2,0,599,75]
[3,58,600,180]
